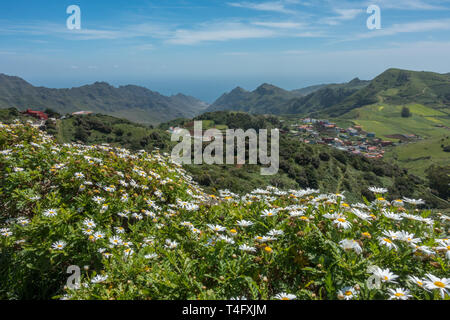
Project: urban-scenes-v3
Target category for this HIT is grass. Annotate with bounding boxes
[384,135,450,176]
[339,103,450,177]
[342,103,449,140]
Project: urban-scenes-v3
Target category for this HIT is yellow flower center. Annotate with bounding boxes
[281,297,289,300]
[345,291,352,296]
[434,281,445,288]
[265,247,273,253]
[337,218,346,223]
[383,238,392,244]
[394,292,404,297]
[230,229,237,233]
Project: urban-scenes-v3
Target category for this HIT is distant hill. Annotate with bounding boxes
[321,69,450,117]
[208,78,370,115]
[286,78,371,115]
[207,83,300,114]
[291,83,330,96]
[0,74,209,125]
[206,69,450,117]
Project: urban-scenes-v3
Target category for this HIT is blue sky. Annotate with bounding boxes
[1,0,450,102]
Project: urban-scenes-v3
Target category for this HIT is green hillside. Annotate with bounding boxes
[338,103,450,178]
[342,103,449,139]
[206,69,450,120]
[208,79,370,115]
[1,122,448,300]
[323,69,450,117]
[0,74,209,125]
[207,83,299,114]
[31,111,442,207]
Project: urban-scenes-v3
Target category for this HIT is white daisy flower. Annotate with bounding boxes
[423,274,449,299]
[378,236,398,251]
[368,187,388,194]
[207,224,226,232]
[338,286,357,300]
[339,239,363,254]
[236,220,254,227]
[109,236,123,246]
[372,267,399,284]
[165,239,178,249]
[91,274,108,284]
[260,209,277,217]
[273,292,296,300]
[83,219,96,229]
[387,288,412,300]
[239,244,256,252]
[52,241,66,250]
[333,215,352,229]
[43,209,58,217]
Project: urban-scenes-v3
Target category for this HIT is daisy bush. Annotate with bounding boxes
[0,121,448,300]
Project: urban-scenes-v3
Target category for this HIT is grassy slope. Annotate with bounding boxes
[384,136,450,177]
[339,103,450,176]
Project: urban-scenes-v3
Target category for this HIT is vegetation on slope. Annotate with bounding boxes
[0,74,208,125]
[0,122,449,300]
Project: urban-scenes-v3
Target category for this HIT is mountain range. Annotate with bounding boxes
[208,68,450,117]
[1,68,450,124]
[0,74,209,125]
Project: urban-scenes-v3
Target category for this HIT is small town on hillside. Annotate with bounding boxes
[287,118,421,159]
[166,116,423,160]
[22,108,423,161]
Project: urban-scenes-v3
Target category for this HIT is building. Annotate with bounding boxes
[72,111,93,116]
[22,109,48,120]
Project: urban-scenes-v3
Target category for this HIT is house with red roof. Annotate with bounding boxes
[22,109,48,120]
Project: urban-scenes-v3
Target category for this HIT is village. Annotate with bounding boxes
[22,107,422,161]
[166,116,423,160]
[287,118,421,159]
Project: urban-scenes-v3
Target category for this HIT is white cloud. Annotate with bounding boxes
[352,18,450,39]
[321,8,364,25]
[251,21,305,28]
[228,1,296,14]
[367,0,449,10]
[165,23,278,45]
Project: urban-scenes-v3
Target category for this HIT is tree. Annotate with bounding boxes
[401,107,411,118]
[44,108,61,118]
[426,165,450,200]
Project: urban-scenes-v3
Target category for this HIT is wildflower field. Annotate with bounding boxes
[0,121,448,300]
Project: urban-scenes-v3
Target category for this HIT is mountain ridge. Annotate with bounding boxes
[207,68,450,117]
[0,73,209,125]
